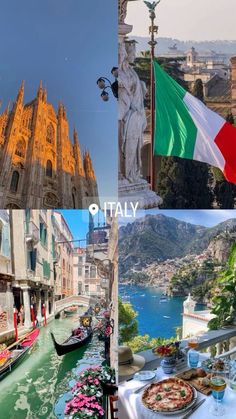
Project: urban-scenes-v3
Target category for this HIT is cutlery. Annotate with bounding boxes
[181,399,205,419]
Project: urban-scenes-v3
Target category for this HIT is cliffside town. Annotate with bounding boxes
[119,215,236,303]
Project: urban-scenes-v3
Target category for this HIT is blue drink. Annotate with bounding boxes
[210,377,226,416]
[188,349,199,368]
[212,389,225,401]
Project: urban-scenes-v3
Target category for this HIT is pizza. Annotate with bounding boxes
[142,377,194,412]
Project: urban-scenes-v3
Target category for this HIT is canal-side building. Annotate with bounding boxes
[0,210,14,343]
[11,209,55,327]
[73,247,106,299]
[53,211,74,299]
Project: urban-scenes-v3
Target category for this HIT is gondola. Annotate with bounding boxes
[64,306,78,316]
[51,327,93,356]
[0,328,40,380]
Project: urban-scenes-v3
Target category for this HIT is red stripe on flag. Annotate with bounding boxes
[214,121,236,184]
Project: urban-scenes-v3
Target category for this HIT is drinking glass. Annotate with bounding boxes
[210,375,226,416]
[188,337,199,368]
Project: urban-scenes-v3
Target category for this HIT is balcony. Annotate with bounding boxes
[119,327,236,419]
[25,221,39,245]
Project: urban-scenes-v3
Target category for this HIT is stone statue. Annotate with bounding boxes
[118,41,147,183]
[119,0,128,24]
[143,0,160,10]
[144,0,160,18]
[118,0,162,208]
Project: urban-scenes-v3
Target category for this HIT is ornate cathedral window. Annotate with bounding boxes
[46,160,53,177]
[10,171,20,192]
[46,123,54,144]
[15,139,26,158]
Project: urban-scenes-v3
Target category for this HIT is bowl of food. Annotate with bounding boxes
[202,358,230,375]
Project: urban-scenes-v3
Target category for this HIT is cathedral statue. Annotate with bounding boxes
[144,1,161,18]
[118,0,162,208]
[119,41,147,183]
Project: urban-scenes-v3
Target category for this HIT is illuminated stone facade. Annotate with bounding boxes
[0,82,98,209]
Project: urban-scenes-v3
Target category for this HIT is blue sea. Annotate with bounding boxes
[119,284,205,339]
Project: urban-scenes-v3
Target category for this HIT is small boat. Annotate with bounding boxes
[140,294,146,297]
[163,316,170,319]
[51,327,92,356]
[64,306,78,316]
[0,328,40,380]
[160,293,169,303]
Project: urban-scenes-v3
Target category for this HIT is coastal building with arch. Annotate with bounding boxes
[0,82,99,209]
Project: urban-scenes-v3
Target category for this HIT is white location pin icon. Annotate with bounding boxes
[89,203,99,216]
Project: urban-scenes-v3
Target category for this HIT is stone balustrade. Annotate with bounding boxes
[135,326,236,371]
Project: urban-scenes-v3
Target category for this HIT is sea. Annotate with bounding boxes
[119,284,206,339]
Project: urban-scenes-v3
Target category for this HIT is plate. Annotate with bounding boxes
[202,358,230,374]
[141,379,198,416]
[134,370,156,381]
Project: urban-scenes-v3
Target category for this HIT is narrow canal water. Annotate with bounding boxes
[0,313,104,419]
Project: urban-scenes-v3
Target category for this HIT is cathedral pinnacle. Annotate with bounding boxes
[58,101,64,118]
[16,81,25,103]
[37,80,43,100]
[73,128,79,145]
[42,88,47,102]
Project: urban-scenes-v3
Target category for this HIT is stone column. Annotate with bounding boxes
[45,289,49,317]
[6,282,14,329]
[36,289,42,321]
[22,286,31,328]
[51,290,55,315]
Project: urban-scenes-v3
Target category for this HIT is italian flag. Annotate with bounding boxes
[153,59,236,183]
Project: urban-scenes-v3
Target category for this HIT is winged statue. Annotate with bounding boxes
[143,1,161,11]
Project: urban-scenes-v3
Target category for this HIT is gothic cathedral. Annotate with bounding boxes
[0,82,99,208]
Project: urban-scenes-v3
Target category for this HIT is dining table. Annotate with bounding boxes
[119,355,236,419]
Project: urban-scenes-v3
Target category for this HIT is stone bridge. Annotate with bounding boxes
[54,295,97,315]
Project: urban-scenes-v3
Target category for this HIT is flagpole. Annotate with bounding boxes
[144,1,159,190]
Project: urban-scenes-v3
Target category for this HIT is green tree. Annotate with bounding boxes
[119,298,138,343]
[127,334,174,354]
[208,244,236,330]
[157,156,213,208]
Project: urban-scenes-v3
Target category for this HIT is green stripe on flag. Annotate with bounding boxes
[153,60,197,158]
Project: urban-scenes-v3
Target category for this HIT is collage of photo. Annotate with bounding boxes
[0,0,236,418]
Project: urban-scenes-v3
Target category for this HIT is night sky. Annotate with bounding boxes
[0,0,117,201]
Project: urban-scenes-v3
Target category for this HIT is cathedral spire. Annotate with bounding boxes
[63,105,67,120]
[73,128,85,177]
[37,80,43,100]
[4,101,11,115]
[58,101,64,118]
[16,81,24,104]
[73,128,79,145]
[42,87,47,102]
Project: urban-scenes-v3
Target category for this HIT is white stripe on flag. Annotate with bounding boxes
[184,92,225,171]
